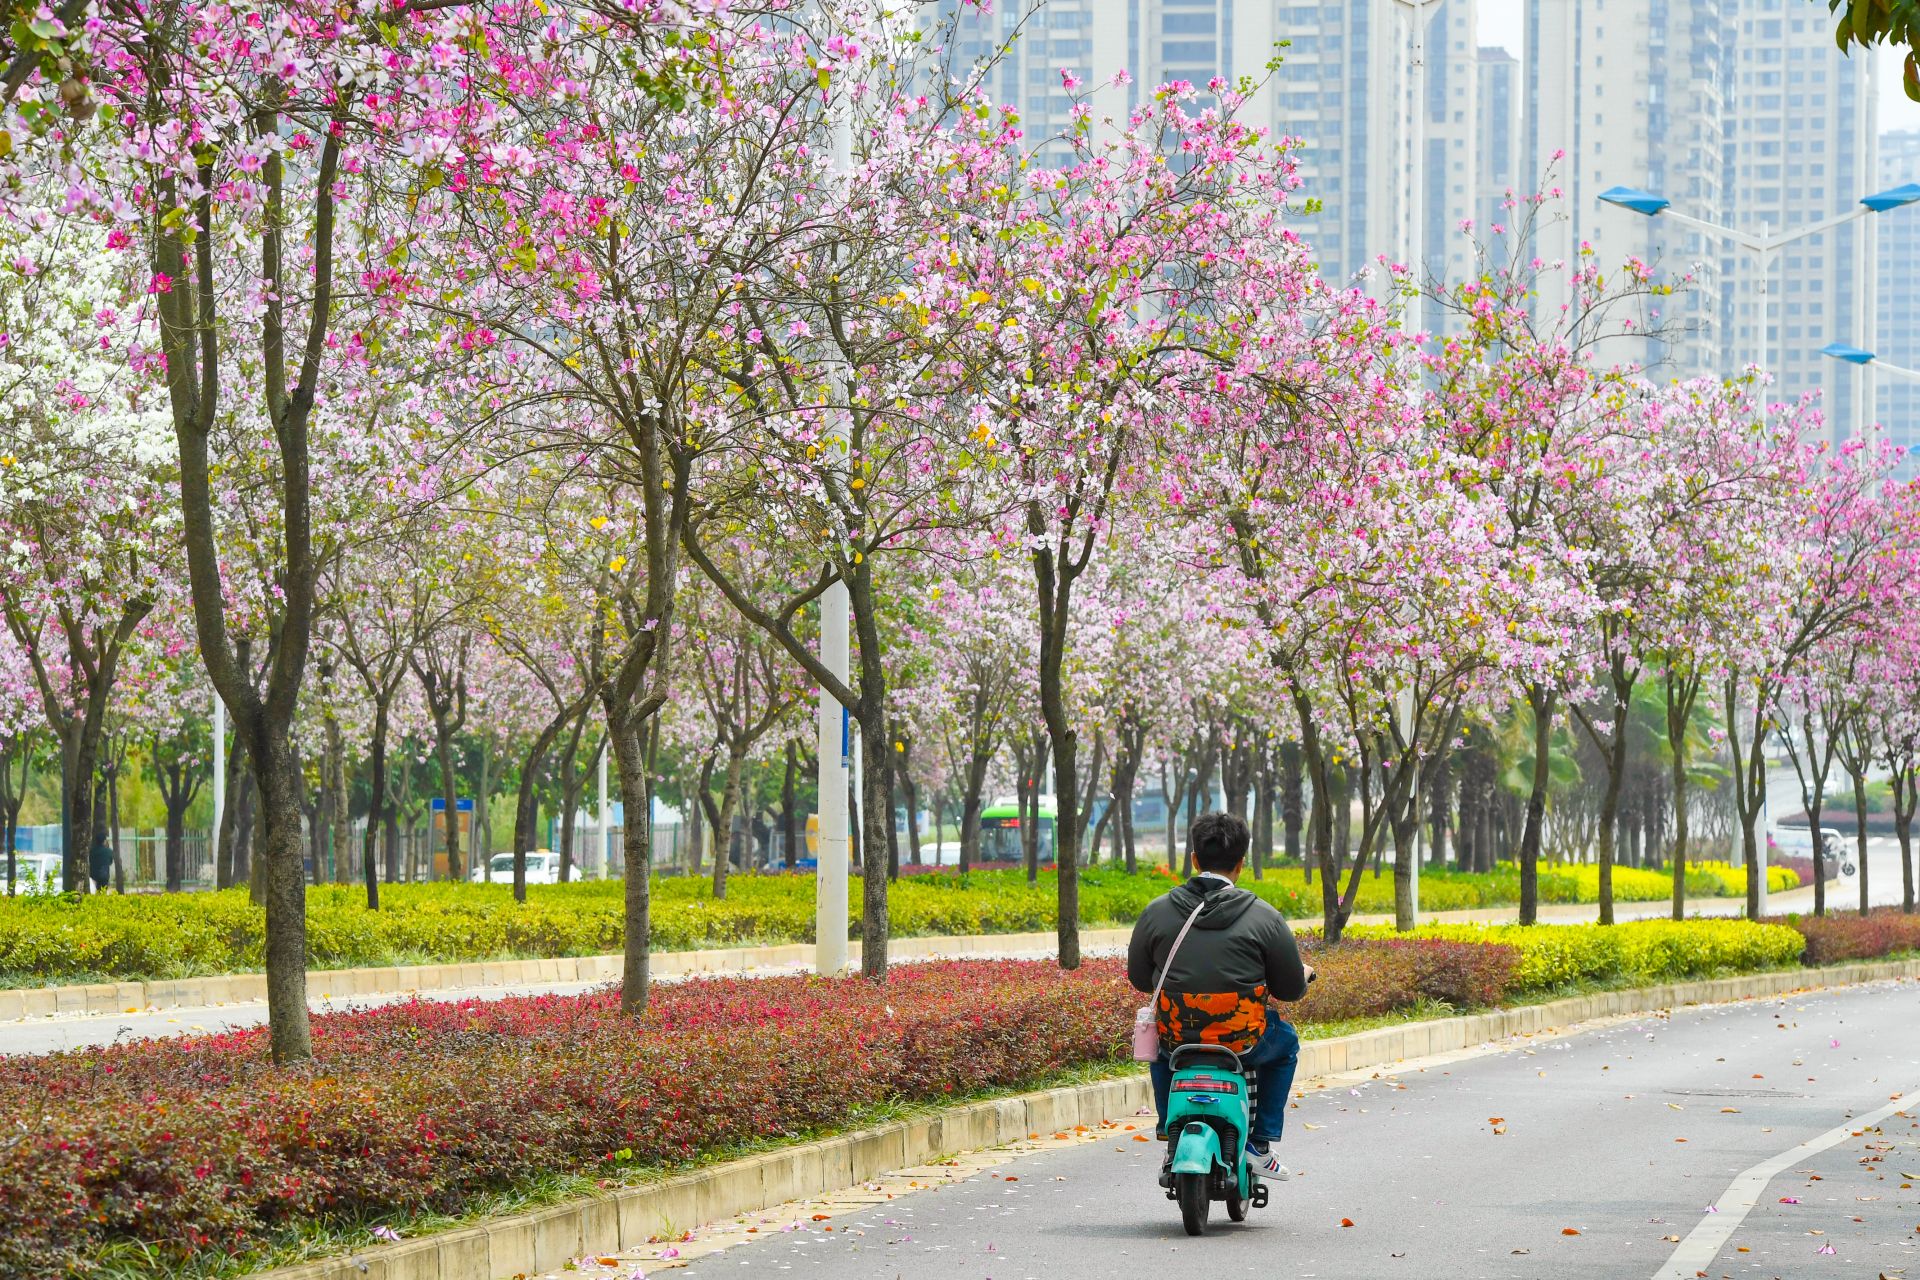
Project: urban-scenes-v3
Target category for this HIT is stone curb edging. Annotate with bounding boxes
[0,929,1138,1023]
[249,955,1920,1280]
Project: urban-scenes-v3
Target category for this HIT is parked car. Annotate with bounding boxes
[470,851,564,885]
[7,852,64,893]
[1769,826,1852,877]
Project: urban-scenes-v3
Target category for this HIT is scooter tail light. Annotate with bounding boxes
[1179,1078,1238,1093]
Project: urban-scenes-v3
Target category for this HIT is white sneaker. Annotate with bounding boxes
[1247,1144,1290,1181]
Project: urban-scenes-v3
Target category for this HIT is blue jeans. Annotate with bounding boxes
[1152,1017,1299,1147]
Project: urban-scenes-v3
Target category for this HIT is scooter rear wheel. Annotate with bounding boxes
[1176,1172,1210,1236]
[1225,1183,1248,1222]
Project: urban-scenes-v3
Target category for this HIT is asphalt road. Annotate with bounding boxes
[670,978,1920,1280]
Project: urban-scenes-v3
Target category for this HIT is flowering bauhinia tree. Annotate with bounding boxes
[1723,430,1918,920]
[0,174,173,891]
[917,65,1321,963]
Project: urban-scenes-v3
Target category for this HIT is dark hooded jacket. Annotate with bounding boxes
[1127,875,1307,1052]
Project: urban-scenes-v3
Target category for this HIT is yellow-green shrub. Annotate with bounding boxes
[1343,918,1806,993]
[1687,861,1800,896]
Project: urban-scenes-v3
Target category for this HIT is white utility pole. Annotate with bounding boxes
[1395,0,1442,325]
[1391,0,1438,928]
[815,62,853,978]
[212,693,226,867]
[1394,688,1420,927]
[596,738,609,878]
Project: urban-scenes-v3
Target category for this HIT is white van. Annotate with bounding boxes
[471,851,564,885]
[8,852,65,893]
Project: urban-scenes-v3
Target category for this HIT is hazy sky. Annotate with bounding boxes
[1476,0,1920,136]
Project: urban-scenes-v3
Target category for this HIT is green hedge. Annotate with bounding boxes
[0,861,1779,987]
[1343,918,1809,992]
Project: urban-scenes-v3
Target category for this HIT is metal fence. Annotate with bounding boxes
[9,824,216,890]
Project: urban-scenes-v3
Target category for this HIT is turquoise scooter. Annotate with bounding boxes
[1158,1042,1269,1235]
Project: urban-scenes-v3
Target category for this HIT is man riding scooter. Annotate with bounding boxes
[1127,811,1311,1182]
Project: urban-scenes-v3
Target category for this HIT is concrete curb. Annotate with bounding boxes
[0,929,1138,1022]
[247,956,1920,1280]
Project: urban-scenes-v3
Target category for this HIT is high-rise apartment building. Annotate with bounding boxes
[1878,129,1920,466]
[938,1,1484,309]
[1526,0,1729,377]
[1268,0,1479,311]
[933,0,1121,168]
[1724,1,1877,437]
[1522,1,1884,434]
[1475,47,1521,245]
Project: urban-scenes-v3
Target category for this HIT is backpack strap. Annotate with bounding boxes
[1146,897,1210,1021]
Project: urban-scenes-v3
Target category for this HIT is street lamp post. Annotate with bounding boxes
[1596,183,1920,395]
[814,28,854,978]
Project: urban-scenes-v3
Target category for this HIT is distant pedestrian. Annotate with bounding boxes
[88,834,114,893]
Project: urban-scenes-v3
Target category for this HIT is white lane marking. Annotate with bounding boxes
[1651,1088,1919,1279]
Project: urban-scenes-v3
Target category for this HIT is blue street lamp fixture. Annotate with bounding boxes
[1596,180,1920,401]
[1595,186,1670,217]
[1820,342,1920,383]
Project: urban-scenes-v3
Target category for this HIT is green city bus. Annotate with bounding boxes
[977,800,1056,863]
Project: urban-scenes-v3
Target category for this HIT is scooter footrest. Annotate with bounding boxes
[1250,1184,1270,1209]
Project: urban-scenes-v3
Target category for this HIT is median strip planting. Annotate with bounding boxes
[0,916,1869,1278]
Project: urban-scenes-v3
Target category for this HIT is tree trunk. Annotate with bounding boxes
[253,734,313,1061]
[1280,741,1302,865]
[472,740,494,866]
[712,747,744,900]
[960,747,990,873]
[1518,684,1555,926]
[689,754,711,874]
[1112,740,1139,875]
[1594,717,1628,928]
[362,703,388,909]
[1893,763,1917,915]
[1251,741,1273,879]
[1853,769,1872,918]
[1723,677,1771,921]
[856,706,893,979]
[164,790,186,893]
[513,715,567,903]
[385,748,407,884]
[104,759,124,893]
[434,734,461,882]
[230,766,256,889]
[59,727,99,893]
[885,746,901,882]
[1332,764,1352,882]
[782,740,798,869]
[1163,757,1188,873]
[610,720,654,1015]
[933,793,946,868]
[1666,679,1694,921]
[899,738,923,867]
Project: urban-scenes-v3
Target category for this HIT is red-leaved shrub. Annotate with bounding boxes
[1783,909,1920,965]
[0,960,1134,1278]
[1289,936,1520,1022]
